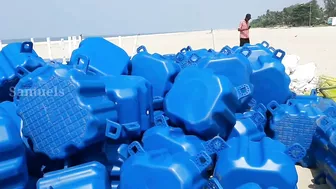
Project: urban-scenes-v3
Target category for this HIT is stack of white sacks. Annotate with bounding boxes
[282,54,319,95]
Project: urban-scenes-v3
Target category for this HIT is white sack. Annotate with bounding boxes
[289,62,318,94]
[282,54,300,75]
[290,62,316,83]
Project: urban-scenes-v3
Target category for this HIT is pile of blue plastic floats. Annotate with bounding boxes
[0,38,335,189]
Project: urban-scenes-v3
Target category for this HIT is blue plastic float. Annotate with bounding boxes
[199,48,254,111]
[267,100,325,163]
[131,46,180,101]
[120,136,226,189]
[0,102,28,188]
[232,41,275,64]
[289,91,336,118]
[229,104,267,141]
[0,42,45,102]
[37,161,110,189]
[308,117,336,187]
[0,40,335,189]
[250,49,292,106]
[213,136,298,189]
[14,63,153,159]
[70,37,130,76]
[164,67,251,139]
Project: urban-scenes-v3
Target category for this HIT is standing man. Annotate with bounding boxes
[238,14,251,46]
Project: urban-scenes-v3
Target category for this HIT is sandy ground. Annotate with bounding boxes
[4,27,335,188]
[296,166,330,189]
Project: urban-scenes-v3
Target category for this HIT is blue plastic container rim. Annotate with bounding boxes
[20,42,34,53]
[238,47,252,58]
[180,46,192,53]
[272,49,286,60]
[260,41,270,48]
[219,46,233,55]
[72,54,90,73]
[137,45,148,53]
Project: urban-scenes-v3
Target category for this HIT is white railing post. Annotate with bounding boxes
[46,37,53,60]
[118,36,122,47]
[72,36,77,50]
[68,36,72,58]
[132,34,139,57]
[211,29,216,50]
[60,38,67,64]
[30,38,35,43]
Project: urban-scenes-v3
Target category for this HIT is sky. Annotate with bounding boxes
[0,0,323,40]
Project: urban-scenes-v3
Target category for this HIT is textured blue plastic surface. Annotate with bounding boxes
[267,100,324,163]
[14,64,153,159]
[70,37,130,76]
[305,117,336,187]
[288,92,336,119]
[0,42,45,102]
[250,49,292,106]
[131,46,180,99]
[37,161,110,189]
[164,67,251,140]
[0,102,28,189]
[316,117,336,187]
[213,136,298,189]
[120,137,226,189]
[232,41,274,64]
[229,104,267,141]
